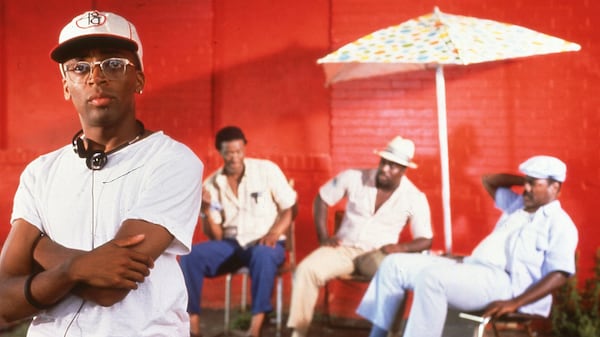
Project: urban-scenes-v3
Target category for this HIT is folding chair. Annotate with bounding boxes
[457,272,573,337]
[459,311,547,337]
[223,181,297,336]
[322,210,413,332]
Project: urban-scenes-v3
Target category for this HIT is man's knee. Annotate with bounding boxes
[294,259,312,277]
[251,243,285,264]
[414,266,445,292]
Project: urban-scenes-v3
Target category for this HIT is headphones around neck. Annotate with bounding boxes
[72,121,145,170]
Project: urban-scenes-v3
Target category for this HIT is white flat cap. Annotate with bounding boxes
[519,155,566,182]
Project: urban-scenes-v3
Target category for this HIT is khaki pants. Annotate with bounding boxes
[353,249,387,278]
[287,245,368,336]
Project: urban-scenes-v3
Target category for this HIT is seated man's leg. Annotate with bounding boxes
[240,241,286,336]
[357,253,454,334]
[404,262,511,337]
[287,245,362,337]
[180,239,240,335]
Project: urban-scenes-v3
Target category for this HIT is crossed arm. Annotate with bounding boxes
[0,218,173,323]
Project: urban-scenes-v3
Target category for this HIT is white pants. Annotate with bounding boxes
[356,253,511,337]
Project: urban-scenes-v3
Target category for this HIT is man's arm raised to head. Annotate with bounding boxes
[481,173,525,199]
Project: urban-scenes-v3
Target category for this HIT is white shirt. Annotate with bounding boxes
[465,187,578,316]
[468,210,532,269]
[11,132,203,337]
[319,168,432,251]
[204,158,297,247]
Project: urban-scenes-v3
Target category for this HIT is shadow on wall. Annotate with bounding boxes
[135,43,331,169]
[138,44,334,253]
[445,124,490,254]
[407,123,488,255]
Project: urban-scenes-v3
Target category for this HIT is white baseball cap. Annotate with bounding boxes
[50,11,143,70]
[519,155,566,182]
[374,136,418,168]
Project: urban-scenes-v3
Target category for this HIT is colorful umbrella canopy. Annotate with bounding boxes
[318,7,581,84]
[317,7,581,254]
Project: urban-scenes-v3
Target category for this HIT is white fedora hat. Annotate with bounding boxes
[374,136,418,168]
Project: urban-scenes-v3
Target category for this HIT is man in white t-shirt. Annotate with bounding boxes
[180,126,297,337]
[287,135,433,337]
[0,11,203,337]
[357,155,578,337]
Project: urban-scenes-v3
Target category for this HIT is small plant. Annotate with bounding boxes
[551,248,600,337]
[231,310,251,331]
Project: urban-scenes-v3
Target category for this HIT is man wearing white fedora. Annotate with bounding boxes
[287,136,433,337]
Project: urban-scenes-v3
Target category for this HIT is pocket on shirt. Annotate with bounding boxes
[249,190,270,216]
[511,227,547,267]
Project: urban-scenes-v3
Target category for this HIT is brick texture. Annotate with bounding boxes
[0,0,598,320]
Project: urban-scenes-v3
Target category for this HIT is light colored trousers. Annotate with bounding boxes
[287,245,367,336]
[356,253,511,337]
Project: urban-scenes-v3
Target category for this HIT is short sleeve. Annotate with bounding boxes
[543,210,578,276]
[126,145,203,255]
[11,160,44,230]
[319,169,354,206]
[265,161,297,210]
[495,187,523,214]
[408,192,433,239]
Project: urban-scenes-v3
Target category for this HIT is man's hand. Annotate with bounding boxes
[482,299,520,318]
[67,234,153,290]
[258,232,280,247]
[380,238,432,254]
[380,243,403,254]
[320,236,341,247]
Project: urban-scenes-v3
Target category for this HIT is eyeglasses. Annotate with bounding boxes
[62,58,135,83]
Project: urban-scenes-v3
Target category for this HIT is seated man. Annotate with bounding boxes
[180,126,297,337]
[287,135,433,337]
[357,155,578,337]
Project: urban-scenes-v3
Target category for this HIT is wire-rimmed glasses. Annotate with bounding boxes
[62,57,135,83]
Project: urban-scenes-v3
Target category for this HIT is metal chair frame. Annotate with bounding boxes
[223,186,297,336]
[459,310,547,337]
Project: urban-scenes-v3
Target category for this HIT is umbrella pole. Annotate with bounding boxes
[436,65,452,255]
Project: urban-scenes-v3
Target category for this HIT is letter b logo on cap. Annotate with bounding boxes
[76,11,107,29]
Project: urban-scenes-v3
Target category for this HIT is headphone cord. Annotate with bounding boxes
[63,300,86,337]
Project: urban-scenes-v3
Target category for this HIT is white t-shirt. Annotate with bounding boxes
[319,168,432,251]
[11,131,203,337]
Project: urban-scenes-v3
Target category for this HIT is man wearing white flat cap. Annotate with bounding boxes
[288,136,433,337]
[357,155,578,337]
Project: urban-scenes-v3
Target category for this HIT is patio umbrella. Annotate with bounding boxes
[317,7,581,254]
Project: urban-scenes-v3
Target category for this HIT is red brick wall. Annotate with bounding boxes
[1,0,599,320]
[326,0,598,264]
[324,0,600,318]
